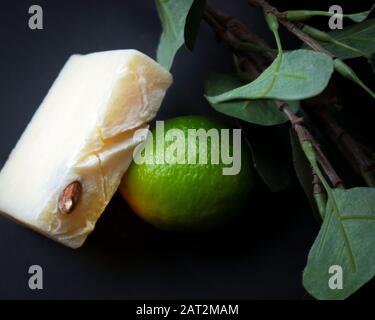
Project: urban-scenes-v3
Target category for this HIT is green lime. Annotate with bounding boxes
[119,115,255,232]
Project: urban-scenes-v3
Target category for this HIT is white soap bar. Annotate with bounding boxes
[0,50,172,248]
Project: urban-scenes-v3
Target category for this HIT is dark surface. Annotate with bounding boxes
[0,0,373,299]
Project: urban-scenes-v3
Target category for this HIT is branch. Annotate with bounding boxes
[276,101,345,189]
[206,4,271,51]
[204,5,273,70]
[247,0,375,187]
[203,3,344,189]
[308,105,375,186]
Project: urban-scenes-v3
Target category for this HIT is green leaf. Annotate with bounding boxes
[205,73,299,126]
[156,0,195,70]
[348,6,375,23]
[240,121,294,192]
[303,187,375,300]
[206,50,334,103]
[321,18,375,60]
[184,0,205,50]
[287,5,374,23]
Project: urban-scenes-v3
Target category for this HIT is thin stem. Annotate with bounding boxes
[353,76,375,99]
[306,131,345,189]
[248,0,334,57]
[302,142,337,217]
[313,173,327,219]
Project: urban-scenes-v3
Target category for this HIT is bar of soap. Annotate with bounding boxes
[0,50,172,248]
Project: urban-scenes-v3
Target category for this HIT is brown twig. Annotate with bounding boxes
[307,105,375,187]
[315,108,374,172]
[204,5,272,69]
[206,4,271,50]
[203,10,234,48]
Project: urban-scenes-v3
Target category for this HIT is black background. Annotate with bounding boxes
[0,0,374,300]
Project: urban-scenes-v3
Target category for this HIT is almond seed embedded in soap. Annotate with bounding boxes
[58,181,82,214]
